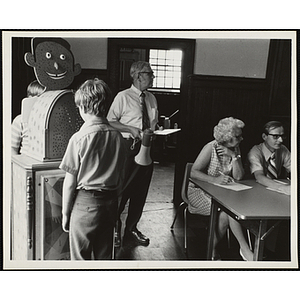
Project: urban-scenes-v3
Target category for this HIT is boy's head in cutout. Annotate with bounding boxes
[24,38,81,91]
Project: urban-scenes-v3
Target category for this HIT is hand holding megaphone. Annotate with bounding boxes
[128,126,143,140]
[134,128,154,166]
[120,129,154,196]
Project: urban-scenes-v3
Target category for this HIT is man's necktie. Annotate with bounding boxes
[140,92,150,130]
[267,152,278,179]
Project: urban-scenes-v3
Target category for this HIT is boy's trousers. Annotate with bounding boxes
[69,189,118,260]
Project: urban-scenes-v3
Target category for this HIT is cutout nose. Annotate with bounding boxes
[54,62,58,70]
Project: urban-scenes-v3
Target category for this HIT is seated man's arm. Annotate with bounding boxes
[253,170,290,195]
[282,145,291,178]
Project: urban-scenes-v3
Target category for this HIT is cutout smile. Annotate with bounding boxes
[46,70,67,80]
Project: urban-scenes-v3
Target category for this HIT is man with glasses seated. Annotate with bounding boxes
[247,121,291,195]
[247,121,291,260]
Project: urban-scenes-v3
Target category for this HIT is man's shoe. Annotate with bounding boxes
[125,228,150,246]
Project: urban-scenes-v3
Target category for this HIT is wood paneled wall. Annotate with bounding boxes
[12,37,35,120]
[173,40,292,206]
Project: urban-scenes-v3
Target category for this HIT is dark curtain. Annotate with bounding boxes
[12,37,35,121]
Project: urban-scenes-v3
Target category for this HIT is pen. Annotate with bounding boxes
[219,171,235,183]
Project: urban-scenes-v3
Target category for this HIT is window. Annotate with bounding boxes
[149,49,183,93]
[107,38,195,96]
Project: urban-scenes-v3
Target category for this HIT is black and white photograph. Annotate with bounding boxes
[2,30,297,273]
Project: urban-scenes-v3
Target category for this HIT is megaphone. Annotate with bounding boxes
[134,129,154,166]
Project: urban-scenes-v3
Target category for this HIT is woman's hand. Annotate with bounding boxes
[216,145,235,158]
[214,173,235,185]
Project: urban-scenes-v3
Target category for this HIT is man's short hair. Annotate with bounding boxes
[130,61,151,78]
[263,121,283,134]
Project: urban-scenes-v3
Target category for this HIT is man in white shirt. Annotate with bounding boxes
[247,121,291,259]
[107,61,158,247]
[248,121,291,195]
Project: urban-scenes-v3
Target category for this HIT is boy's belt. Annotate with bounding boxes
[79,189,117,197]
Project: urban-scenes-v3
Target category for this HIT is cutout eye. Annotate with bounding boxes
[60,54,66,60]
[46,52,51,59]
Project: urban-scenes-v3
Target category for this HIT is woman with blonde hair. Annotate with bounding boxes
[188,117,253,261]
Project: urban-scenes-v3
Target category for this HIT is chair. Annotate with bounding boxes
[171,163,252,254]
[171,163,211,252]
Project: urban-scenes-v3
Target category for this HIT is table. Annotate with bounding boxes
[153,129,181,162]
[189,179,290,261]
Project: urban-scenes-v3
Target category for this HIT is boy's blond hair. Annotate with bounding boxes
[75,78,112,117]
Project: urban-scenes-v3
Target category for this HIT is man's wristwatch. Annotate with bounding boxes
[232,154,241,162]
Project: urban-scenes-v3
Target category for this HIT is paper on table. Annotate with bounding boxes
[273,179,288,185]
[121,128,181,138]
[266,187,290,195]
[213,182,253,191]
[154,128,181,135]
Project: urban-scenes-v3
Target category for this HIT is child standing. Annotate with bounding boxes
[11,80,45,155]
[60,78,126,260]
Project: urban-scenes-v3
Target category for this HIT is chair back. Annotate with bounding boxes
[181,163,193,204]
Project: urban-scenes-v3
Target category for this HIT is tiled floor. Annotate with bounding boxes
[115,162,187,260]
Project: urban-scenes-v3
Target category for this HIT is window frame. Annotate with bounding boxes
[148,48,183,93]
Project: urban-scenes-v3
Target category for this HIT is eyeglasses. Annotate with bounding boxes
[268,134,286,140]
[139,71,154,77]
[234,134,243,140]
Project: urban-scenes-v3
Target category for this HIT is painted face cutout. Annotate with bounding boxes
[25,38,81,91]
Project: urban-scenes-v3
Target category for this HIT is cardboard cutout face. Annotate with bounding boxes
[24,38,81,91]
